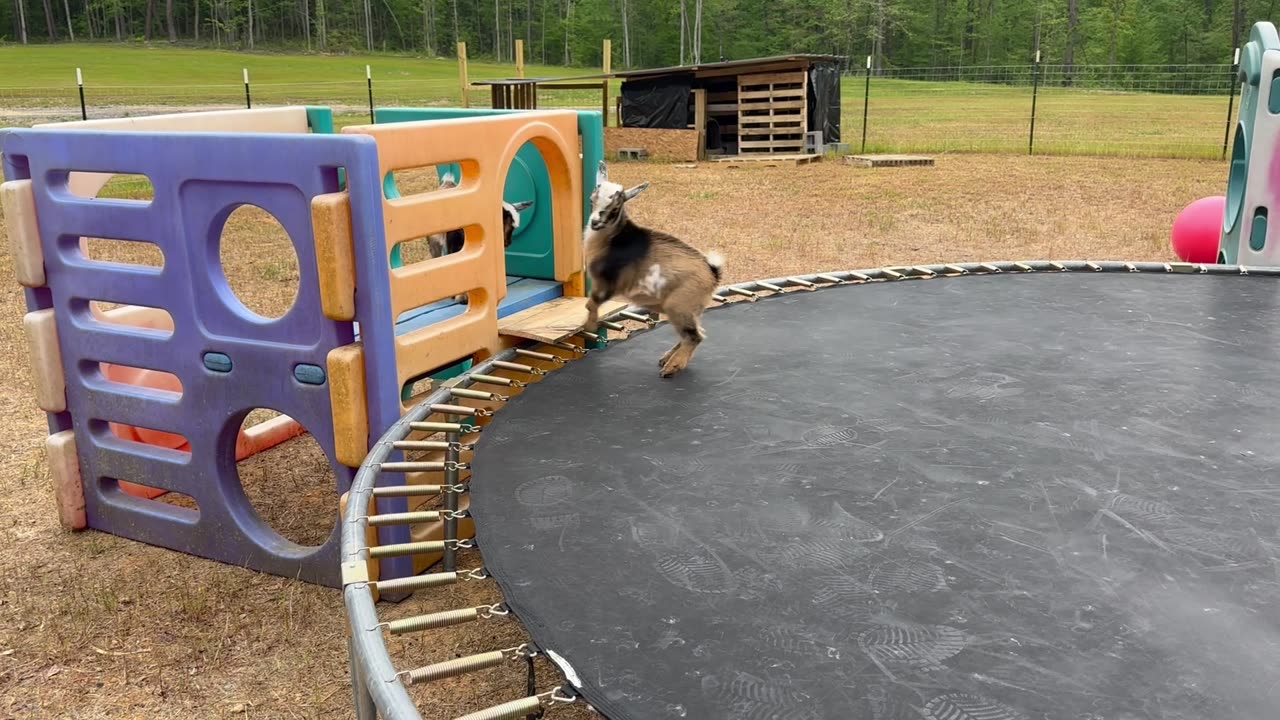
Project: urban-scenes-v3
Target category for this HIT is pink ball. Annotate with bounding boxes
[1171,196,1225,263]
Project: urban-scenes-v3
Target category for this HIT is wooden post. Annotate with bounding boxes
[693,88,708,161]
[515,39,525,79]
[602,39,612,126]
[457,42,470,108]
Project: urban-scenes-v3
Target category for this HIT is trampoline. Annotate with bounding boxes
[343,262,1280,720]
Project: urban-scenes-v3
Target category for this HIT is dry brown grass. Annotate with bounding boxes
[0,154,1222,719]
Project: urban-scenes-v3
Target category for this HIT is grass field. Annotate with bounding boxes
[0,43,1236,159]
[0,152,1226,718]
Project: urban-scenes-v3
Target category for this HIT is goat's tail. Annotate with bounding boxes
[704,250,726,283]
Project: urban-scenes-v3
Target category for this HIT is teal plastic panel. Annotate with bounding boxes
[1221,22,1280,264]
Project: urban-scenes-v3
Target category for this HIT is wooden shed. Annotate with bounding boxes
[611,54,842,159]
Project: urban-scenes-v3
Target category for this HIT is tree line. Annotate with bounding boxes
[3,0,1270,70]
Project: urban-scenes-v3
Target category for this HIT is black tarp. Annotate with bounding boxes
[808,62,841,143]
[620,76,692,129]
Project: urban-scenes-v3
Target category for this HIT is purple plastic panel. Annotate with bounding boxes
[1,128,395,586]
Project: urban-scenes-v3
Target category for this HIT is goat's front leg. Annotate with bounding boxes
[583,287,612,334]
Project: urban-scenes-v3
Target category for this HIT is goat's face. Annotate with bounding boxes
[588,180,650,232]
[501,201,533,248]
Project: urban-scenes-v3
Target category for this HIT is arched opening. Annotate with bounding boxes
[234,409,337,548]
[216,204,300,320]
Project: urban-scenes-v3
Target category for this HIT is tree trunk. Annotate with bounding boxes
[493,0,499,60]
[15,0,28,44]
[62,0,74,40]
[317,0,326,48]
[562,0,572,65]
[247,0,254,48]
[620,0,630,67]
[302,0,310,48]
[696,0,706,63]
[679,0,686,64]
[165,0,176,40]
[540,0,546,62]
[41,0,57,39]
[1107,0,1124,64]
[1064,0,1078,85]
[193,0,198,40]
[872,0,886,71]
[1231,0,1244,53]
[422,0,431,53]
[144,0,153,39]
[525,0,531,49]
[113,0,122,40]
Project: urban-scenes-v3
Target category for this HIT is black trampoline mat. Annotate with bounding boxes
[469,272,1280,720]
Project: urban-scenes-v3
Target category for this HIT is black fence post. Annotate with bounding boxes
[243,68,252,109]
[1223,48,1240,160]
[367,65,375,123]
[76,68,86,120]
[1029,50,1041,155]
[861,55,871,153]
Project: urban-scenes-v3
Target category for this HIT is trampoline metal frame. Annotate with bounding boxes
[341,259,1278,720]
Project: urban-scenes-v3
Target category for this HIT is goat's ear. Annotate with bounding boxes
[511,200,534,211]
[623,182,650,201]
[596,160,609,185]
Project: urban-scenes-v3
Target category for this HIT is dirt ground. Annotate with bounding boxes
[0,155,1223,719]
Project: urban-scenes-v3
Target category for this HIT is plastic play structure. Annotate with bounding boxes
[2,104,603,587]
[339,22,1280,720]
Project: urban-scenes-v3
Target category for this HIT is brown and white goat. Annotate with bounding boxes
[583,161,724,378]
[427,171,533,304]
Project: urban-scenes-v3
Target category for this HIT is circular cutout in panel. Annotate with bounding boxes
[234,409,337,548]
[217,205,300,320]
[1226,123,1248,236]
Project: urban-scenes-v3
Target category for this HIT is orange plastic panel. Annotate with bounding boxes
[328,344,369,468]
[24,309,66,413]
[312,192,357,321]
[2,180,45,288]
[47,431,86,530]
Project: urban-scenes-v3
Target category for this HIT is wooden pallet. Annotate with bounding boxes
[498,296,627,343]
[844,154,936,168]
[715,154,822,168]
[737,70,808,156]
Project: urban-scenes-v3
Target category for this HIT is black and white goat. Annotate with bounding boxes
[583,161,724,378]
[428,171,533,304]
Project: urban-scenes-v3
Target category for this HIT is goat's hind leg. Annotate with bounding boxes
[659,311,706,378]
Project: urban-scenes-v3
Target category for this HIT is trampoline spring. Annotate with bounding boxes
[431,403,491,417]
[711,294,729,303]
[371,481,450,491]
[598,319,625,331]
[373,571,459,593]
[514,349,568,364]
[881,268,905,280]
[363,510,447,527]
[726,287,759,301]
[1049,261,1067,271]
[379,461,452,473]
[492,360,546,375]
[392,440,473,452]
[1124,262,1139,272]
[453,695,546,720]
[551,340,590,354]
[1086,262,1103,271]
[756,281,784,293]
[403,650,507,685]
[410,420,479,434]
[785,276,818,289]
[943,264,970,275]
[451,387,507,402]
[619,310,656,324]
[1014,262,1034,272]
[577,330,602,343]
[469,374,525,388]
[384,607,481,634]
[816,274,847,285]
[979,263,1003,273]
[464,567,490,580]
[368,539,449,559]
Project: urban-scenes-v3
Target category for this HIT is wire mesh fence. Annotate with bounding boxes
[0,62,1240,160]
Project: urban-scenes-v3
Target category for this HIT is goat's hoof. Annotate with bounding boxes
[659,362,686,378]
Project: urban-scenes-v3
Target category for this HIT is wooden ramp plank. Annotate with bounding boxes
[498,296,628,343]
[844,154,936,168]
